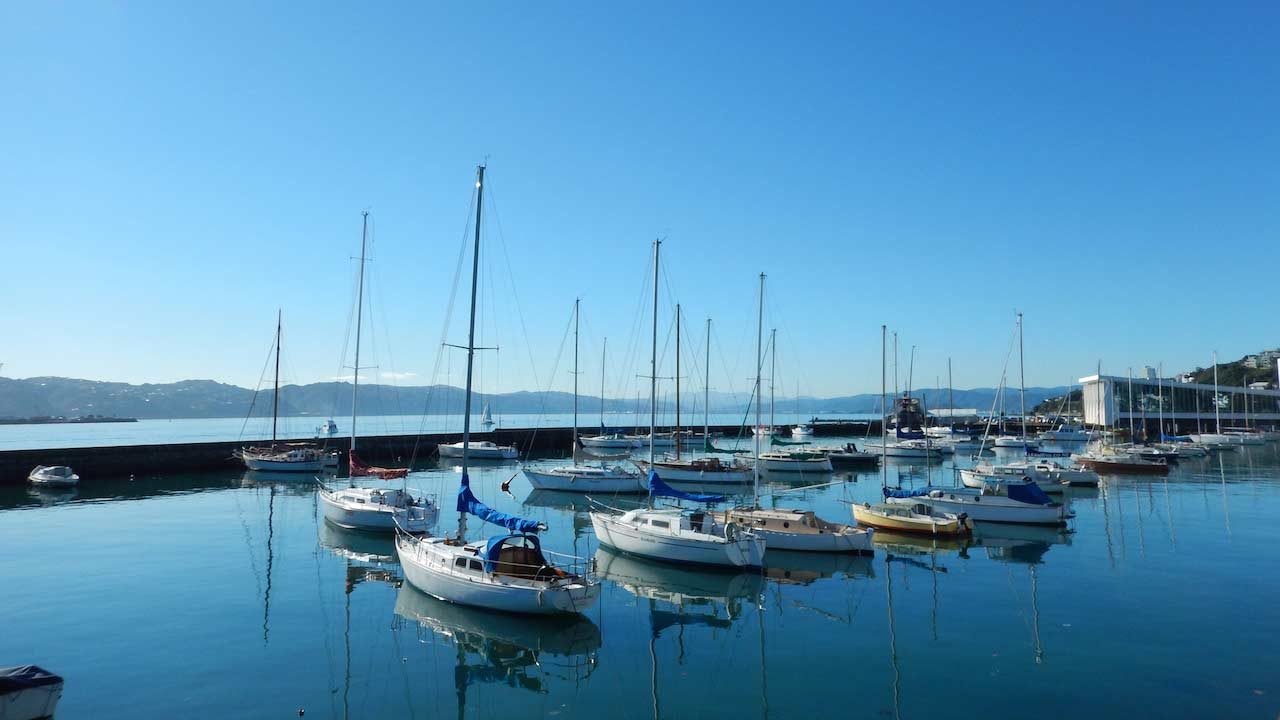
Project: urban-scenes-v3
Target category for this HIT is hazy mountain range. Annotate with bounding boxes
[0,376,1070,420]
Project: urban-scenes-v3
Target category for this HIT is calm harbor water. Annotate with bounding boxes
[0,412,874,450]
[2,441,1278,719]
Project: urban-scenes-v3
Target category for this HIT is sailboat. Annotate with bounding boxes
[635,313,753,484]
[522,298,644,493]
[480,404,495,428]
[396,165,599,615]
[991,313,1038,451]
[853,326,971,538]
[718,273,870,553]
[236,311,339,473]
[743,328,834,473]
[319,211,437,533]
[589,240,766,569]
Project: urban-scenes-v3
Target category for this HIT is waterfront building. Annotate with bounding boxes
[1080,374,1280,431]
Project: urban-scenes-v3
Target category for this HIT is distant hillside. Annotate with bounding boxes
[0,376,1068,421]
[1185,355,1277,389]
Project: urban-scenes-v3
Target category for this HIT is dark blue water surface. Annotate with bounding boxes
[2,440,1277,719]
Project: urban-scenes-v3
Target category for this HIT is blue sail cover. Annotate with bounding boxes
[1006,480,1053,506]
[895,427,926,440]
[457,473,542,533]
[648,471,725,503]
[883,486,932,498]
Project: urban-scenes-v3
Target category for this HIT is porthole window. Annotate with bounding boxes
[783,522,790,528]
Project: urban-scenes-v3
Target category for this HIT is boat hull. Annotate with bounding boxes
[438,445,518,460]
[852,504,968,536]
[888,492,1068,526]
[634,461,754,484]
[523,468,644,493]
[319,490,436,533]
[396,536,598,615]
[241,456,328,473]
[758,457,833,473]
[589,513,764,568]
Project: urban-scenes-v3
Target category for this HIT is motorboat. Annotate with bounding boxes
[862,438,947,459]
[438,440,518,460]
[580,432,637,449]
[993,435,1038,450]
[1188,433,1236,447]
[852,501,970,536]
[791,424,814,437]
[722,506,873,553]
[960,462,1065,494]
[27,465,79,487]
[236,444,338,473]
[523,464,645,493]
[1038,424,1090,442]
[751,449,833,473]
[1030,459,1100,486]
[884,480,1071,526]
[319,484,437,533]
[820,443,880,469]
[1071,450,1169,475]
[395,165,598,616]
[0,665,64,720]
[634,456,754,484]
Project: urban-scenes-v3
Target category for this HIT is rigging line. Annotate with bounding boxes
[524,302,576,454]
[238,329,281,442]
[483,179,547,395]
[332,254,360,422]
[616,245,656,416]
[408,182,476,466]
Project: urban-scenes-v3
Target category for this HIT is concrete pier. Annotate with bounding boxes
[0,421,878,485]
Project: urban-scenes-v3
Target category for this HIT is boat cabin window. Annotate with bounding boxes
[453,558,468,569]
[650,519,670,529]
[356,498,366,504]
[468,559,484,572]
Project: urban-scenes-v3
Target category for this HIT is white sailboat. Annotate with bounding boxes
[747,328,833,473]
[636,313,753,484]
[236,311,339,473]
[397,166,599,615]
[318,211,437,534]
[719,272,870,553]
[480,404,495,428]
[438,440,519,459]
[523,298,644,493]
[589,240,766,569]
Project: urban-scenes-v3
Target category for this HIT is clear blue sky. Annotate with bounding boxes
[3,2,1277,399]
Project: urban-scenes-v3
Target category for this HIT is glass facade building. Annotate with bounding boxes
[1081,375,1280,429]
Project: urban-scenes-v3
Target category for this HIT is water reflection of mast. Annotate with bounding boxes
[1030,564,1043,664]
[1218,454,1231,537]
[885,557,901,720]
[263,484,276,645]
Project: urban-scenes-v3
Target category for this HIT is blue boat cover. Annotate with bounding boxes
[1006,481,1053,506]
[648,470,725,503]
[482,533,543,573]
[883,486,932,498]
[895,428,926,440]
[457,473,542,533]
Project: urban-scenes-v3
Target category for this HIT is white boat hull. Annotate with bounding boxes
[319,488,436,533]
[634,461,754,484]
[889,491,1068,526]
[580,436,637,449]
[397,536,598,615]
[590,512,764,568]
[523,467,644,493]
[754,526,870,553]
[758,457,833,473]
[0,676,63,720]
[438,444,518,460]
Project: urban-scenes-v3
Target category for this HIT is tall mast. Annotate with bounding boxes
[600,338,607,430]
[770,329,777,433]
[272,309,281,447]
[1157,362,1164,440]
[572,297,580,449]
[704,318,711,451]
[350,211,369,457]
[753,274,764,505]
[1127,368,1135,443]
[1017,312,1026,446]
[458,165,485,537]
[881,325,887,487]
[893,332,899,398]
[1212,351,1220,432]
[947,358,954,429]
[674,304,681,461]
[649,240,660,468]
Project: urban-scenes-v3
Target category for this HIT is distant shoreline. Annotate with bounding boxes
[0,416,139,426]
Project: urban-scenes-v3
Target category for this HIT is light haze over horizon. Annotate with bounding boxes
[4,3,1277,399]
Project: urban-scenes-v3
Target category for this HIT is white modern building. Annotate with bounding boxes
[1080,374,1280,430]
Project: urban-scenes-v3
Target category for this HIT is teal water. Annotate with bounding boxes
[2,441,1278,719]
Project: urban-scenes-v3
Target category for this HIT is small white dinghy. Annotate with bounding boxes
[27,465,79,487]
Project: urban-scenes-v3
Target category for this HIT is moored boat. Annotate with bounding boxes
[27,465,79,487]
[438,440,519,460]
[852,501,970,536]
